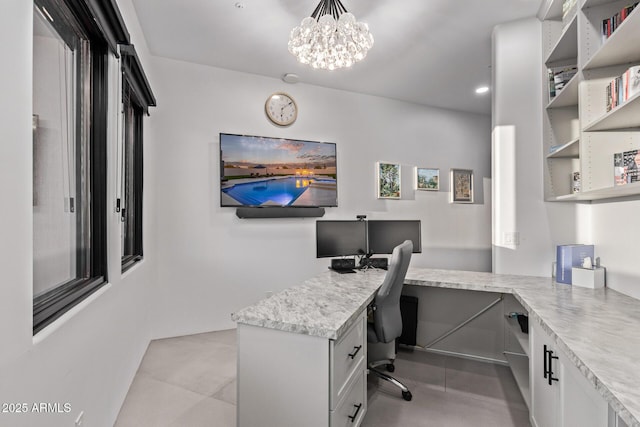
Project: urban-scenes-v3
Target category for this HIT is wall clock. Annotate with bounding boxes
[265,92,297,126]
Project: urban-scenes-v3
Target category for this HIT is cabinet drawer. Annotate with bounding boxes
[330,368,366,427]
[330,312,366,408]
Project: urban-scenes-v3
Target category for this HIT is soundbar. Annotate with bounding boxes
[236,207,325,219]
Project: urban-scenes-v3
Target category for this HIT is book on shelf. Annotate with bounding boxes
[613,149,640,186]
[571,171,581,193]
[601,2,638,43]
[548,65,577,101]
[605,65,640,112]
[562,0,577,24]
[556,244,594,284]
[549,144,564,154]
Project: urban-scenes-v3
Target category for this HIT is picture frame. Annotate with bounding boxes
[416,167,439,191]
[450,168,474,203]
[377,162,401,199]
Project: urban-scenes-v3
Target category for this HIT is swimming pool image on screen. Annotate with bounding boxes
[220,133,338,207]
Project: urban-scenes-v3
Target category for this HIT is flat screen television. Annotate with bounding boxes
[316,220,367,258]
[367,220,422,255]
[220,133,337,207]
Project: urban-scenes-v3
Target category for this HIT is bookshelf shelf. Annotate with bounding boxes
[545,14,578,65]
[542,0,566,20]
[584,92,640,131]
[546,73,580,108]
[582,7,640,70]
[582,0,615,8]
[547,138,580,158]
[546,193,579,202]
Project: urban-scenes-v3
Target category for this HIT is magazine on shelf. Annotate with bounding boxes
[627,66,640,100]
[614,149,640,185]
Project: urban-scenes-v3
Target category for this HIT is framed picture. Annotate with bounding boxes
[416,167,439,191]
[377,162,401,199]
[450,168,474,203]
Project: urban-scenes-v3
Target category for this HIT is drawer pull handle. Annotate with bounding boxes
[543,345,549,379]
[348,345,362,359]
[548,349,559,385]
[348,403,362,422]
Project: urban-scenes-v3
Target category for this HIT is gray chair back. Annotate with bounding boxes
[372,240,413,343]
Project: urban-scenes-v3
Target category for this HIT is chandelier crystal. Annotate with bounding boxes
[288,0,374,70]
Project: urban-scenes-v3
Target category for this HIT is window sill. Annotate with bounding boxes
[121,256,144,278]
[33,282,112,344]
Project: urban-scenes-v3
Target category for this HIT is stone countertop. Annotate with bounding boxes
[232,267,640,426]
[405,268,640,427]
[231,268,387,340]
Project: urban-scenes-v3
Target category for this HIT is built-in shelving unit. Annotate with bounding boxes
[503,295,530,411]
[542,0,640,202]
[504,352,531,409]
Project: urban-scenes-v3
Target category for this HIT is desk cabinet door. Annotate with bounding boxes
[530,321,609,427]
[531,322,560,427]
[558,347,608,427]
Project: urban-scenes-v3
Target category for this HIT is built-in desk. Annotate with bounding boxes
[232,268,640,427]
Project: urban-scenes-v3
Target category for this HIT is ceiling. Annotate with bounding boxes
[131,0,541,115]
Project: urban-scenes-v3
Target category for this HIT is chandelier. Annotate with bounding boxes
[288,0,374,70]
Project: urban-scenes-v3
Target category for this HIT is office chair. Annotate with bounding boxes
[367,240,413,401]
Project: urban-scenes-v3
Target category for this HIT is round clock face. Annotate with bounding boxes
[265,93,297,126]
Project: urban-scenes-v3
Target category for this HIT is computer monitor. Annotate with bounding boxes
[316,220,368,258]
[367,220,422,255]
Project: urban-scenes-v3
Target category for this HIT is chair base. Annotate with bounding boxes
[368,365,413,401]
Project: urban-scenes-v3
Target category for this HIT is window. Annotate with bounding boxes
[32,0,129,334]
[118,44,155,272]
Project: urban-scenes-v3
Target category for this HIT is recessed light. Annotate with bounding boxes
[282,73,300,84]
[234,2,245,9]
[475,86,490,94]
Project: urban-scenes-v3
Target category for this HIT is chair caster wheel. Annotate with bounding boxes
[402,391,412,401]
[386,363,395,372]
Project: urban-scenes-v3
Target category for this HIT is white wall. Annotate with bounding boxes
[150,56,493,339]
[0,1,158,426]
[492,18,583,277]
[590,200,640,299]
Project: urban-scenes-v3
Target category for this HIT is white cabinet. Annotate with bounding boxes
[530,321,609,427]
[237,310,367,427]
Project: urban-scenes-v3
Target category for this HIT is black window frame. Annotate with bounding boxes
[32,0,129,335]
[119,44,156,272]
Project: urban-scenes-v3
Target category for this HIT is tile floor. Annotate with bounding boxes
[115,329,531,427]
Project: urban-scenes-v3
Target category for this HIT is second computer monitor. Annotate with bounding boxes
[367,220,422,255]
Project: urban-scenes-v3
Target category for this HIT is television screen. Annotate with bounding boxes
[220,133,337,207]
[316,220,367,258]
[367,220,422,255]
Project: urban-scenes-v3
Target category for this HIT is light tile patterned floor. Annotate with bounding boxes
[115,329,530,427]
